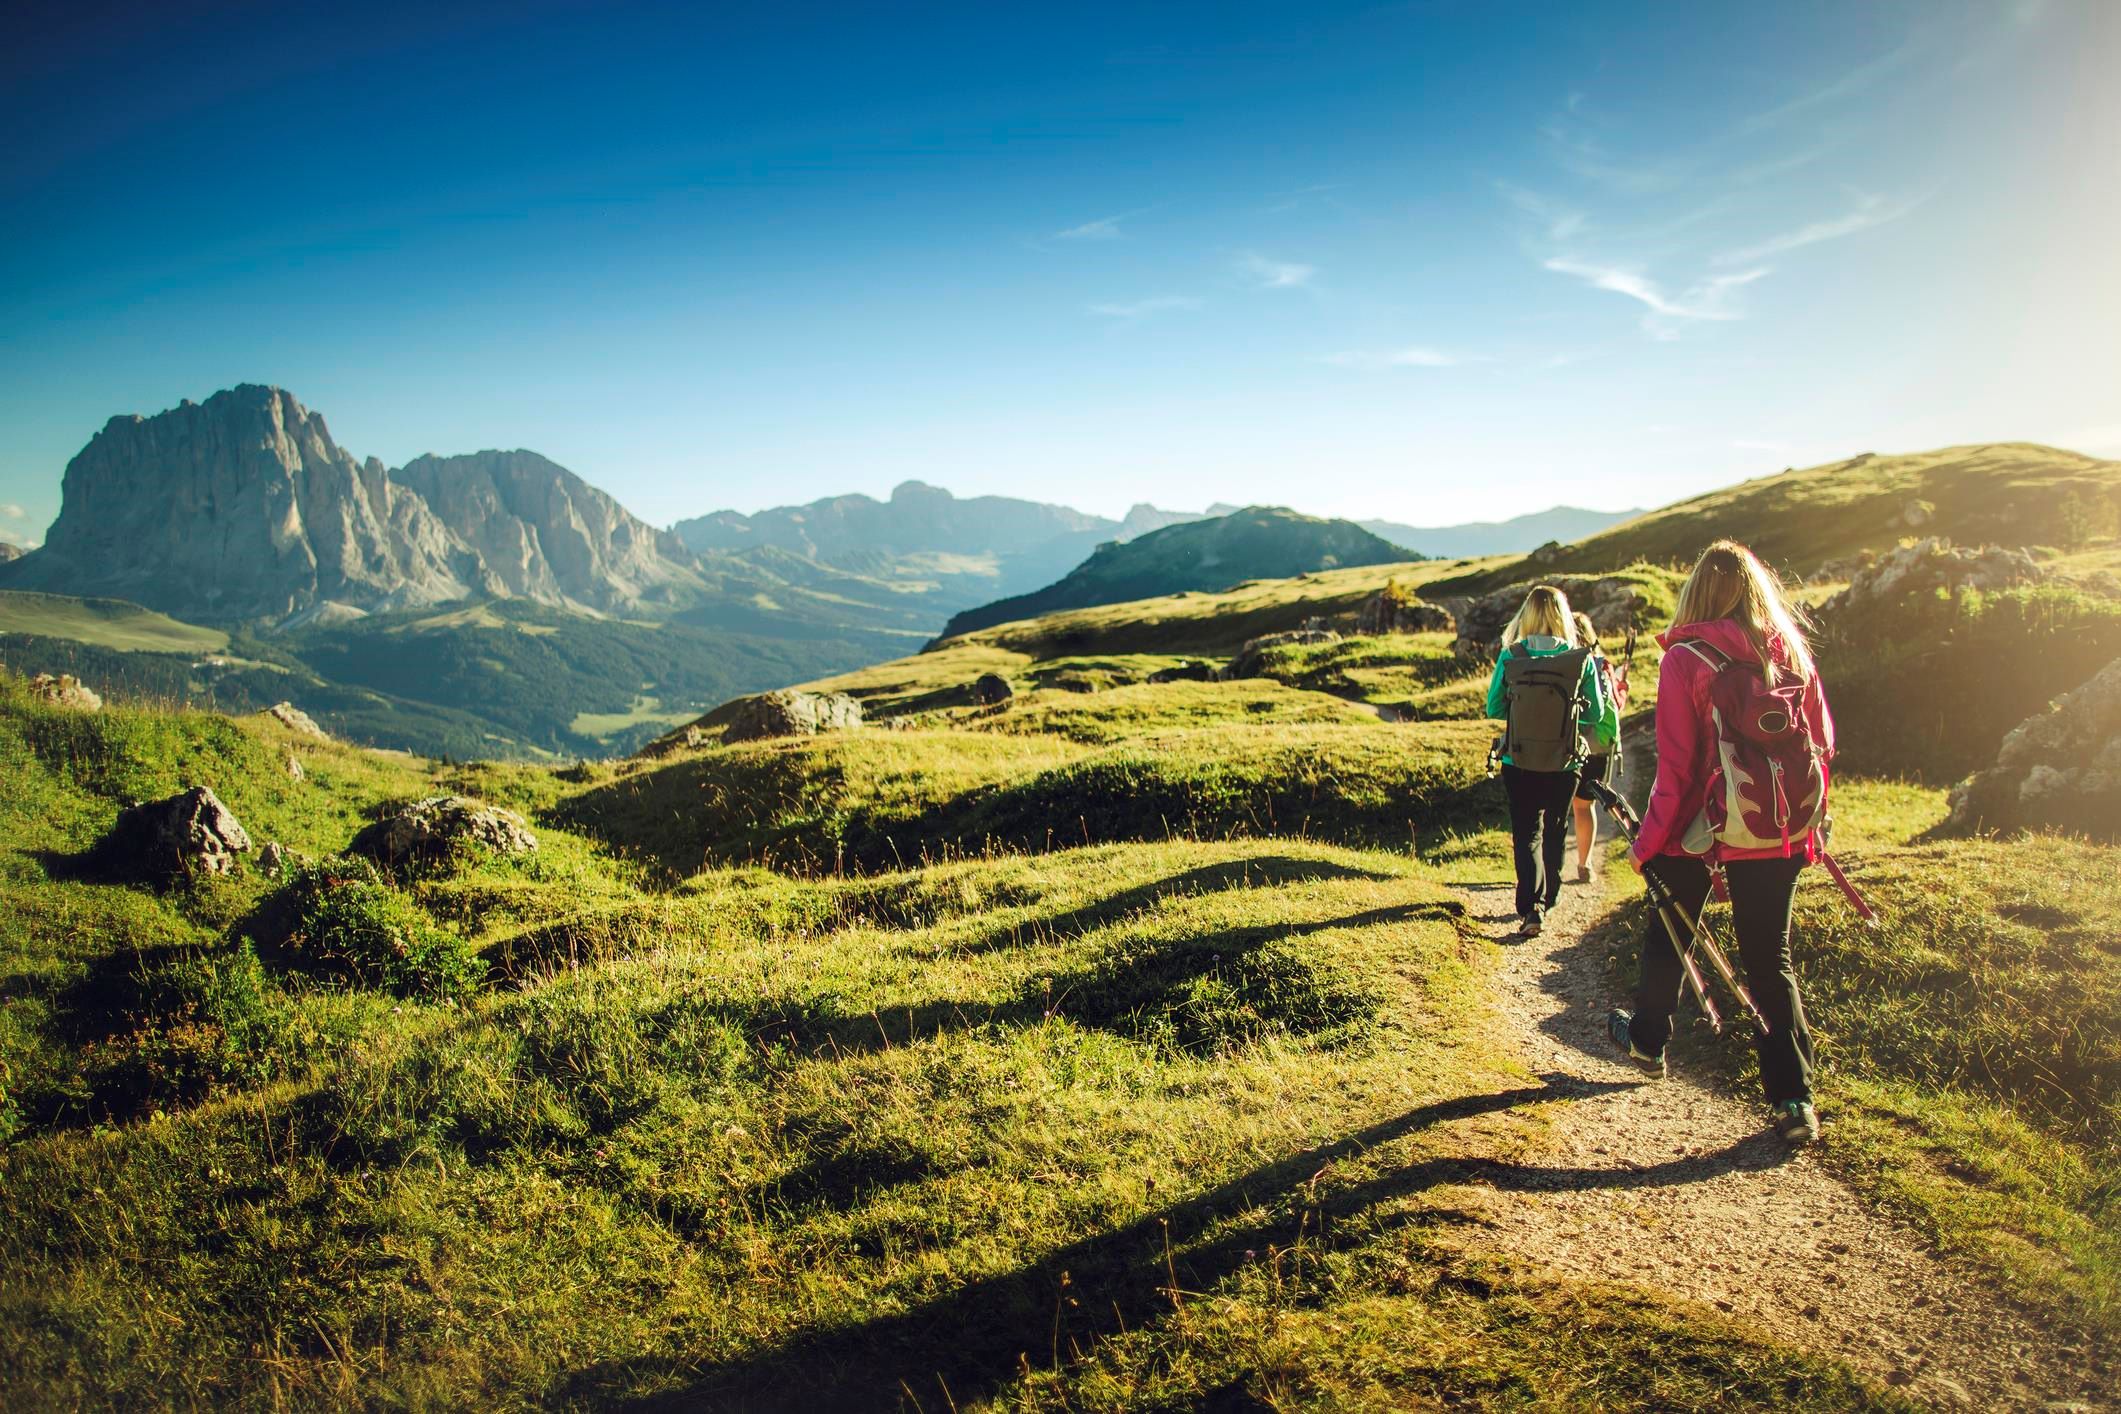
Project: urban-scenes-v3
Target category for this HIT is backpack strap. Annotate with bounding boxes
[1673,639,1729,673]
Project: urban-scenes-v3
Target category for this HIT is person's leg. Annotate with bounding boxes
[1538,770,1575,910]
[1724,857,1814,1105]
[1501,765,1539,919]
[1573,796,1597,876]
[1626,856,1712,1058]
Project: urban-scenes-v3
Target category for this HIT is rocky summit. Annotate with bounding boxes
[0,387,703,624]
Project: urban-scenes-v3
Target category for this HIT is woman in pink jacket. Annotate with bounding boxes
[1607,540,1835,1146]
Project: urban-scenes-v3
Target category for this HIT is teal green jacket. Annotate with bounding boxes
[1484,634,1619,768]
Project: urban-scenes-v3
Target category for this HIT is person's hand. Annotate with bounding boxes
[1628,851,1645,875]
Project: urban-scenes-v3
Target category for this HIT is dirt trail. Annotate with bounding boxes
[1438,860,2108,1409]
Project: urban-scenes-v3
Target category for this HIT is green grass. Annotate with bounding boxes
[0,589,230,654]
[560,720,1506,879]
[969,679,1381,743]
[0,816,1891,1409]
[567,695,698,742]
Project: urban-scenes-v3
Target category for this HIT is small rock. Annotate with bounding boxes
[286,755,305,781]
[1917,1375,1972,1408]
[263,701,330,739]
[257,841,295,876]
[349,795,537,867]
[970,673,1014,706]
[27,673,102,711]
[104,786,252,879]
[720,689,863,744]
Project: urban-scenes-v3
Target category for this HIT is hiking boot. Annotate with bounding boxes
[1518,910,1543,938]
[1775,1100,1820,1146]
[1605,1009,1666,1078]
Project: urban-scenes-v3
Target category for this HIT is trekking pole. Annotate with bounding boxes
[1583,779,1772,1035]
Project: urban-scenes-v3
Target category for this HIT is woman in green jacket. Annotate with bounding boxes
[1485,586,1617,936]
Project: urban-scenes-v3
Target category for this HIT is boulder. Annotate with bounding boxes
[350,795,537,866]
[970,673,1014,706]
[1947,656,2121,838]
[1450,577,1650,658]
[263,701,330,739]
[1148,660,1219,683]
[105,786,252,878]
[1526,539,1568,567]
[1222,629,1340,681]
[1823,537,2041,614]
[1355,590,1456,636]
[28,673,102,711]
[720,689,864,744]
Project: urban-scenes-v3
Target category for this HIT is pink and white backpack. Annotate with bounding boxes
[1675,640,1831,855]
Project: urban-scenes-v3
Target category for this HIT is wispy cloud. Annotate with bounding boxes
[1539,122,1691,195]
[1054,215,1125,242]
[1236,252,1316,289]
[1495,181,1585,242]
[1738,46,1910,135]
[0,503,25,521]
[1088,295,1202,319]
[1714,191,1913,264]
[1313,347,1463,370]
[1543,257,1768,330]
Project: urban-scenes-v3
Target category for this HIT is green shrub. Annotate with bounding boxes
[80,942,291,1118]
[261,858,484,999]
[1822,583,2121,781]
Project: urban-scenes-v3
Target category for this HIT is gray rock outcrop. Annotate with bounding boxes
[971,673,1014,705]
[1222,629,1340,680]
[28,672,102,710]
[350,795,538,866]
[1947,656,2121,838]
[106,786,253,878]
[1356,590,1456,636]
[720,689,864,743]
[1823,537,2041,615]
[263,702,329,739]
[0,541,22,564]
[1451,577,1649,657]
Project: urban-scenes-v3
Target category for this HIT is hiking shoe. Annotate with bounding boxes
[1775,1100,1820,1146]
[1605,1009,1666,1078]
[1575,864,1593,884]
[1518,911,1543,938]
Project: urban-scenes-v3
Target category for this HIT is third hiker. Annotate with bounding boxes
[1570,610,1628,884]
[1486,585,1616,939]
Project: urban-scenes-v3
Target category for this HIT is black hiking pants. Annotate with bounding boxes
[1502,764,1577,918]
[1629,855,1816,1106]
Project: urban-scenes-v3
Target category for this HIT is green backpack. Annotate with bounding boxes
[1500,642,1592,772]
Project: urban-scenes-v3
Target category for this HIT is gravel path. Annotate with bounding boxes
[1441,859,2110,1410]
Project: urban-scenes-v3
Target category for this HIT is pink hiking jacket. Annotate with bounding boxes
[1631,618,1837,866]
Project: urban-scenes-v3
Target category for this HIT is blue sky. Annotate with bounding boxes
[3,0,2116,545]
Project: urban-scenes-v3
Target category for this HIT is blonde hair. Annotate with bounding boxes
[1501,585,1576,648]
[1670,540,1816,684]
[1571,611,1598,649]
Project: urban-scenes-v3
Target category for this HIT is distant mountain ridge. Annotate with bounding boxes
[673,482,1202,605]
[1361,505,1643,558]
[937,506,1413,639]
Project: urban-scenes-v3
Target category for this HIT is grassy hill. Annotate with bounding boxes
[0,589,230,654]
[939,507,1416,640]
[1431,442,2121,594]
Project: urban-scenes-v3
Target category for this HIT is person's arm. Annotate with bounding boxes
[1632,649,1707,864]
[1485,654,1510,720]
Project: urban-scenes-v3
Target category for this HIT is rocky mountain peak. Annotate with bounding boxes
[0,387,701,625]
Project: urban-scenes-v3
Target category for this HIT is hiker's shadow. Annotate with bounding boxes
[547,1070,1783,1413]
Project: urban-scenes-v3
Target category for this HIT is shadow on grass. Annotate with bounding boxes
[551,1071,1788,1412]
[953,855,1409,955]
